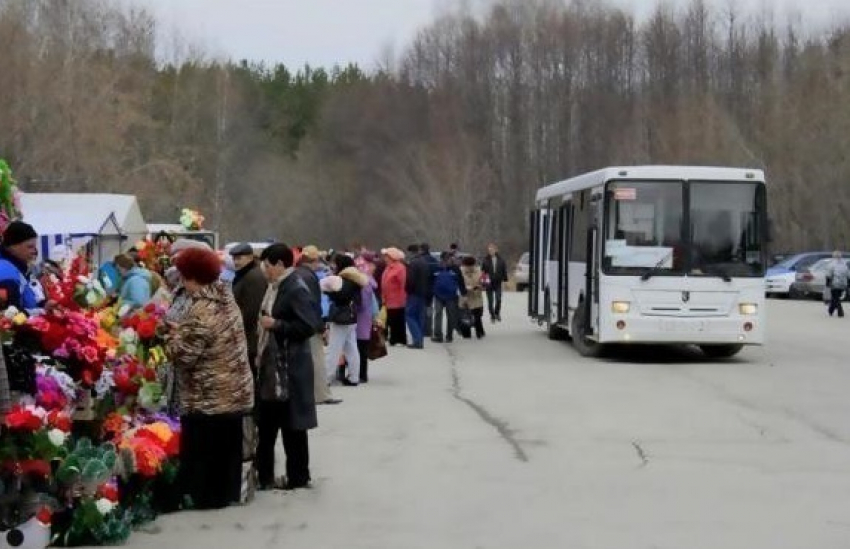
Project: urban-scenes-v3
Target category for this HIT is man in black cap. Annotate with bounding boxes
[230,243,267,372]
[0,221,40,312]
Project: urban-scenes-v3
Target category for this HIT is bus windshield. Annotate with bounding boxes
[604,181,684,274]
[690,181,765,278]
[604,180,765,278]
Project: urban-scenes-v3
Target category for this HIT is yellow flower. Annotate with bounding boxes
[147,346,166,366]
[12,313,27,326]
[99,310,116,330]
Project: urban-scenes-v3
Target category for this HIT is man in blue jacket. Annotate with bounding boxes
[114,253,153,309]
[421,243,439,337]
[431,252,467,343]
[0,221,41,312]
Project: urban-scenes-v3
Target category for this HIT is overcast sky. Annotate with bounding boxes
[141,0,850,69]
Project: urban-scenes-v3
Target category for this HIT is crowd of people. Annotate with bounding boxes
[0,223,513,511]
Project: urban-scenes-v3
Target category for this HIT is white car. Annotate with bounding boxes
[765,272,796,296]
[514,252,529,291]
[765,252,836,297]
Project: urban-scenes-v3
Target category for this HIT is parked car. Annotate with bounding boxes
[514,252,530,291]
[791,257,850,301]
[765,252,837,297]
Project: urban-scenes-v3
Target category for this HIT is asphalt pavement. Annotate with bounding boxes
[122,294,850,549]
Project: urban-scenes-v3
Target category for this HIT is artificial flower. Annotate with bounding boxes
[47,410,72,432]
[35,374,67,410]
[18,459,51,478]
[5,405,43,431]
[95,497,117,516]
[81,345,100,364]
[47,428,67,447]
[137,422,179,457]
[97,483,120,503]
[122,436,167,477]
[137,318,157,340]
[35,507,52,526]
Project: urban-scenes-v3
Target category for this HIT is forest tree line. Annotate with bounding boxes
[0,0,848,258]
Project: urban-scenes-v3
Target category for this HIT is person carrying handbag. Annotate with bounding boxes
[354,253,380,383]
[256,244,322,491]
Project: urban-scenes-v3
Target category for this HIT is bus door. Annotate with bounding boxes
[528,209,538,317]
[557,201,571,323]
[545,207,561,324]
[587,194,603,337]
[529,207,548,319]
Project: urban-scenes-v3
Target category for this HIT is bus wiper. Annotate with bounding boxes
[640,251,673,281]
[705,266,732,282]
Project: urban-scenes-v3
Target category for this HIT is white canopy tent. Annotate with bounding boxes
[20,193,148,266]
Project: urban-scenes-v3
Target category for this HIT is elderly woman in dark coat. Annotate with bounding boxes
[166,248,254,509]
[257,243,321,491]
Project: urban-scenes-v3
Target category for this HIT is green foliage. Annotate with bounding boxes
[54,498,131,547]
[55,439,116,488]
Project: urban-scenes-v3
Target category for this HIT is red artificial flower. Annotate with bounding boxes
[26,316,50,333]
[98,483,120,503]
[36,507,52,526]
[137,318,158,340]
[144,303,157,314]
[165,431,180,457]
[142,367,157,382]
[83,363,103,387]
[80,345,100,364]
[101,413,128,438]
[113,370,139,396]
[5,406,43,431]
[19,459,51,478]
[37,389,67,412]
[41,323,69,352]
[128,438,166,477]
[47,410,72,432]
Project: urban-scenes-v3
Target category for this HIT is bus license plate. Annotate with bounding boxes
[659,320,707,333]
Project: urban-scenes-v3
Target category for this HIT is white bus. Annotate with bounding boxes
[529,166,767,358]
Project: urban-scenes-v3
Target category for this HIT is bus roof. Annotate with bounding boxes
[535,165,766,203]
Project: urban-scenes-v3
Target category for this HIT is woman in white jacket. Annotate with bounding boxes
[322,254,368,386]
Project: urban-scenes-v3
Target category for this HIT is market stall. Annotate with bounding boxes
[21,194,148,267]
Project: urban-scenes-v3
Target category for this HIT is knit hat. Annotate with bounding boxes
[2,221,37,246]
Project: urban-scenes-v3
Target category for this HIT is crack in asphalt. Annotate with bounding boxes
[680,371,850,445]
[445,346,529,463]
[632,441,649,468]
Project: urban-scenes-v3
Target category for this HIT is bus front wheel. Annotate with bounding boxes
[699,344,744,359]
[571,306,602,357]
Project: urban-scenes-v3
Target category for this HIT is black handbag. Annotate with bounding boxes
[367,324,388,361]
[258,337,289,403]
[2,342,36,394]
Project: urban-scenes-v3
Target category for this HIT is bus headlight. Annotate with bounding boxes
[612,301,631,314]
[739,303,758,316]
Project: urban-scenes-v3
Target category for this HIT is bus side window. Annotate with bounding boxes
[570,191,589,263]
